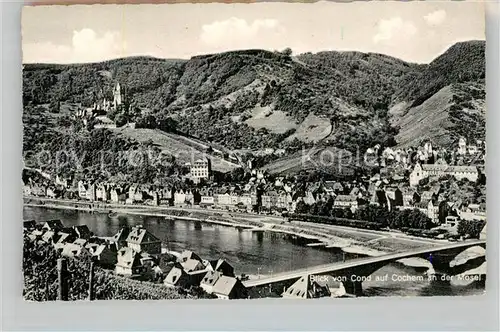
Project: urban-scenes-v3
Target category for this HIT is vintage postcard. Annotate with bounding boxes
[22,1,486,301]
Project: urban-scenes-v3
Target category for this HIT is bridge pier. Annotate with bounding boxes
[341,280,363,297]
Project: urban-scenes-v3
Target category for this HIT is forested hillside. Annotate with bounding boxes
[23,40,486,175]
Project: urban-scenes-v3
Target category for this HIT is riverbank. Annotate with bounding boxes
[23,196,444,261]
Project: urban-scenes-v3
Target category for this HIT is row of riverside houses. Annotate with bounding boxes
[24,172,367,214]
[24,161,483,224]
[24,169,423,217]
[23,138,484,219]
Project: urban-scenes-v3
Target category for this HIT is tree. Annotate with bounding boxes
[282,47,293,56]
[229,167,245,183]
[295,200,309,214]
[157,115,178,133]
[49,99,61,113]
[136,114,157,129]
[457,219,485,238]
[115,114,128,127]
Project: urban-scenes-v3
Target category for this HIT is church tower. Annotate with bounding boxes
[113,83,122,108]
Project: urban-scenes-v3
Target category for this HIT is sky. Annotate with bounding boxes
[22,1,485,64]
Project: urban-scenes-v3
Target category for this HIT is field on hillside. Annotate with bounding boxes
[262,146,356,176]
[245,106,298,134]
[393,85,454,148]
[286,114,332,143]
[393,81,485,149]
[110,128,240,172]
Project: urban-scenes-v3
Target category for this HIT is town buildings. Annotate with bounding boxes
[188,158,211,184]
[409,162,479,187]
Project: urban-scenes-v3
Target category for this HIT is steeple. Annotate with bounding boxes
[113,82,122,108]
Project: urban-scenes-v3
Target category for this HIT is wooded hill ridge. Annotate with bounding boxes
[23,40,485,157]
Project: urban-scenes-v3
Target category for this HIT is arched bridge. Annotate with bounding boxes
[243,240,486,294]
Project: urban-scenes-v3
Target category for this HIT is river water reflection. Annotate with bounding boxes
[23,206,485,297]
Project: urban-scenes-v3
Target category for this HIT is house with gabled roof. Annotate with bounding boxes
[385,187,403,211]
[78,181,88,199]
[54,231,74,245]
[303,190,316,205]
[26,228,45,242]
[96,183,109,202]
[421,189,439,202]
[212,276,248,299]
[72,225,92,239]
[402,188,420,207]
[115,247,143,276]
[164,266,197,288]
[110,226,131,250]
[181,258,206,273]
[110,187,127,203]
[86,183,97,201]
[41,230,57,244]
[208,259,235,277]
[61,243,92,259]
[178,250,202,263]
[23,220,36,230]
[200,270,222,294]
[174,189,187,205]
[126,226,162,255]
[87,243,117,267]
[42,219,64,231]
[73,238,89,248]
[427,200,439,224]
[55,174,72,189]
[282,275,330,299]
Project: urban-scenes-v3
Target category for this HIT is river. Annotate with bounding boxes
[24,206,485,297]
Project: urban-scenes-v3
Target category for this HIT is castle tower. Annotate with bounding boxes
[458,137,467,155]
[113,83,122,108]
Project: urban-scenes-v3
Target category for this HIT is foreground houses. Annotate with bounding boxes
[162,249,246,299]
[42,219,65,231]
[60,243,92,259]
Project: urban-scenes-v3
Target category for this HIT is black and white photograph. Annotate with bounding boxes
[21,1,487,301]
